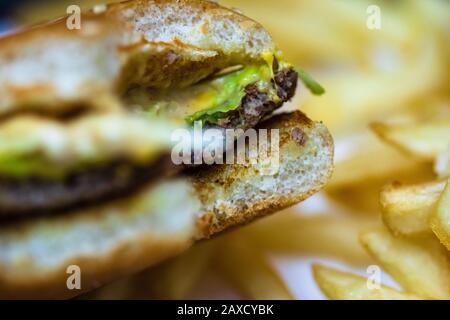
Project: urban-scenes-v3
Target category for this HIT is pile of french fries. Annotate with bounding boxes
[79,0,450,300]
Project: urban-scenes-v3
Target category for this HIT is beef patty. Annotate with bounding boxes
[215,68,298,129]
[0,156,175,219]
[0,68,298,219]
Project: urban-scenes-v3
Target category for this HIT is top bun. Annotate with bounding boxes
[0,0,275,116]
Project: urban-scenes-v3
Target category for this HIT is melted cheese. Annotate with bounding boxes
[0,114,177,177]
[125,61,277,125]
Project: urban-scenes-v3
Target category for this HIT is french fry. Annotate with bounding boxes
[215,236,294,300]
[241,211,376,266]
[312,264,421,300]
[360,228,450,299]
[406,0,450,37]
[223,0,368,66]
[328,162,434,214]
[430,179,450,251]
[302,40,445,134]
[435,149,450,178]
[371,121,450,160]
[329,131,431,189]
[327,181,384,214]
[142,240,217,299]
[223,0,423,68]
[380,180,446,235]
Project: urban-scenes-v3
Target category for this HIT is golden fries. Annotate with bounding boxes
[360,228,450,299]
[312,264,421,300]
[328,131,431,189]
[142,241,217,299]
[240,211,376,266]
[214,236,295,300]
[380,180,446,235]
[303,44,445,134]
[430,179,450,251]
[371,121,450,160]
[435,149,450,178]
[327,182,384,214]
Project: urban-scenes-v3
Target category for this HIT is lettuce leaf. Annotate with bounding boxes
[297,69,325,95]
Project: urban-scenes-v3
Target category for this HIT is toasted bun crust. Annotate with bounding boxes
[192,111,334,237]
[0,112,333,299]
[0,0,275,117]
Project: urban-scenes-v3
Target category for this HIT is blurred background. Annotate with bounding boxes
[1,0,448,299]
